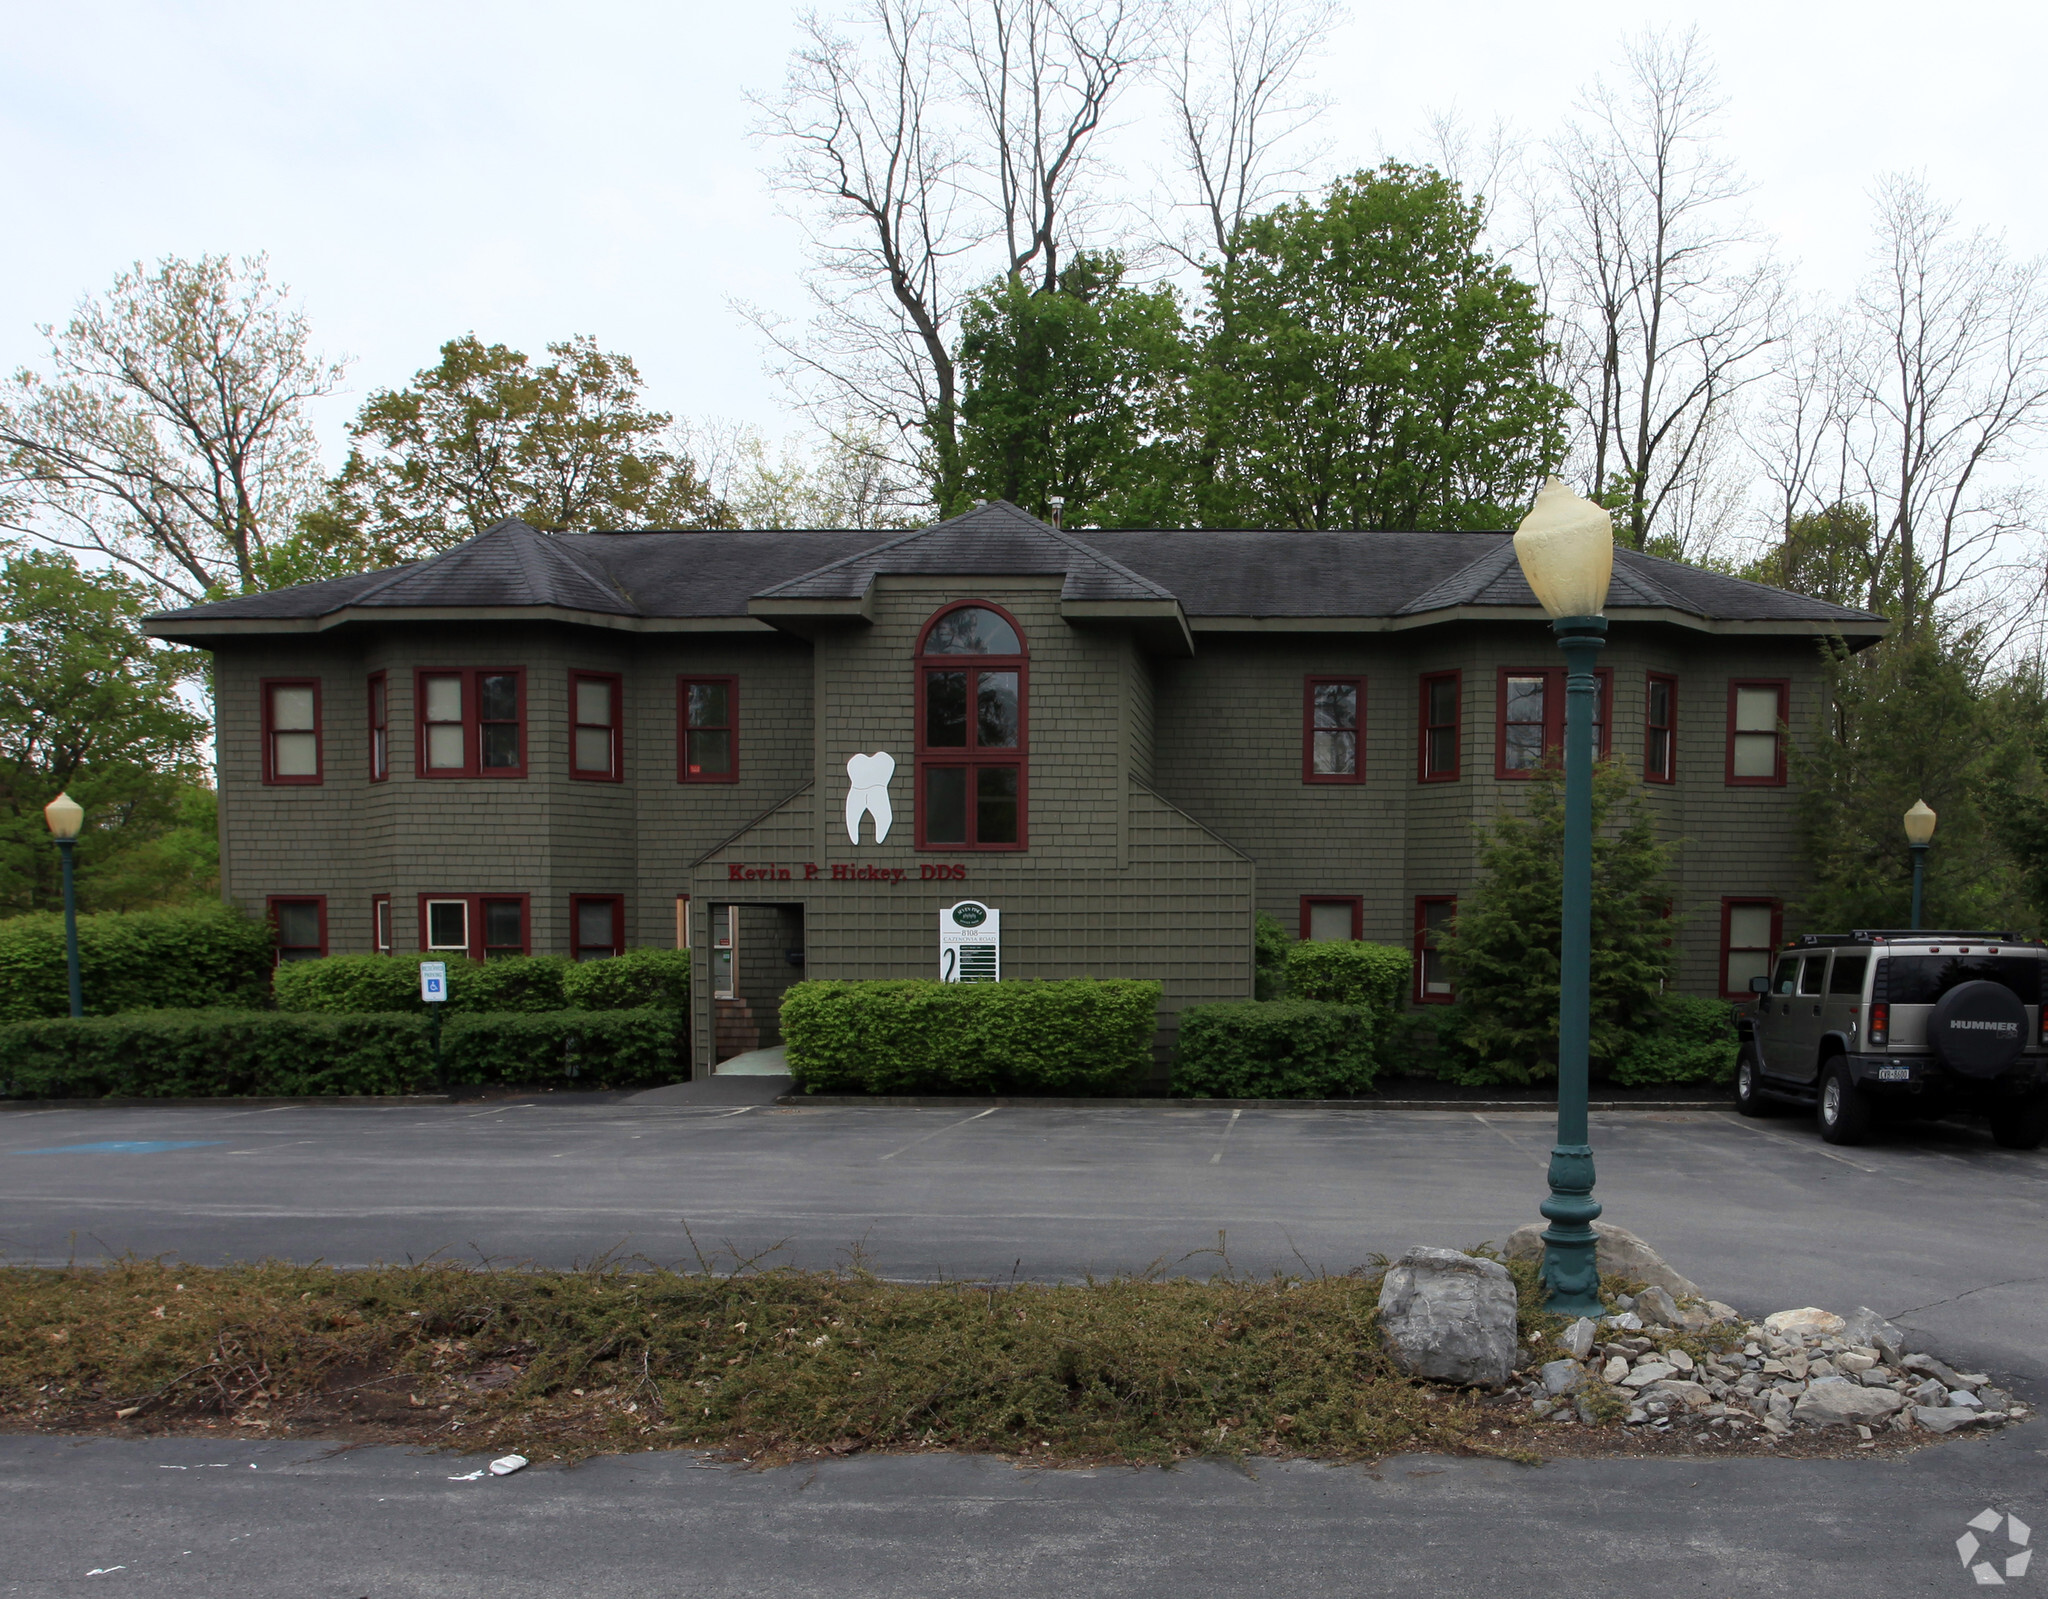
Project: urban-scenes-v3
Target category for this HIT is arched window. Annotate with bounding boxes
[915,603,1027,849]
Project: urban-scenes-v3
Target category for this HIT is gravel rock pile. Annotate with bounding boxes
[1515,1300,2028,1443]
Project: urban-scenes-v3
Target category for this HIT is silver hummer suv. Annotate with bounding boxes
[1737,929,2048,1148]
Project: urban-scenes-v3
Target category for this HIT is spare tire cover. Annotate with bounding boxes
[1927,980,2029,1077]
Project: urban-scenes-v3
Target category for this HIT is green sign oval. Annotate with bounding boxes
[951,903,987,928]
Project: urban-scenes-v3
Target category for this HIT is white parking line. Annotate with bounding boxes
[1711,1113,1882,1174]
[1469,1113,1549,1172]
[877,1107,998,1162]
[1209,1110,1241,1165]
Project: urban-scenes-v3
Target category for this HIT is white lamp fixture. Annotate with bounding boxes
[43,791,84,840]
[1513,476,1615,620]
[1903,799,1937,846]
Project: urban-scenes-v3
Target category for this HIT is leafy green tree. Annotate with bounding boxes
[1741,502,1916,616]
[1436,757,1674,1083]
[0,549,214,915]
[304,334,720,568]
[954,254,1191,526]
[1195,163,1567,531]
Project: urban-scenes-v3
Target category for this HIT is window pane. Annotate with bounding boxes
[1727,905,1774,948]
[925,671,967,747]
[1646,728,1673,780]
[481,723,521,769]
[1427,677,1456,726]
[1798,958,1826,995]
[976,765,1019,843]
[976,671,1019,748]
[275,902,320,947]
[1734,686,1780,732]
[1732,731,1777,778]
[270,685,315,731]
[483,899,523,951]
[375,899,392,951]
[370,677,387,725]
[427,900,468,949]
[575,679,613,726]
[1726,950,1771,991]
[687,681,728,729]
[577,900,616,949]
[925,606,1019,655]
[371,727,389,778]
[1423,900,1455,936]
[427,723,467,769]
[712,947,734,998]
[424,676,463,723]
[1313,682,1356,730]
[1307,902,1353,941]
[273,731,318,776]
[712,905,733,947]
[1828,954,1868,995]
[685,729,732,776]
[479,674,518,722]
[1504,724,1544,772]
[1772,956,1799,995]
[575,727,613,773]
[1426,725,1455,775]
[1421,949,1452,995]
[925,766,967,844]
[1312,729,1356,776]
[1505,675,1545,722]
[1648,679,1671,725]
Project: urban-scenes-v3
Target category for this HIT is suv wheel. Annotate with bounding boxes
[1736,1050,1772,1118]
[1989,1097,2048,1151]
[1818,1060,1875,1146]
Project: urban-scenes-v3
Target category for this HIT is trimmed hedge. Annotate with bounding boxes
[0,1007,682,1099]
[272,949,691,1015]
[0,903,273,1022]
[1283,940,1410,1018]
[1609,994,1740,1086]
[782,979,1160,1095]
[1170,1000,1379,1099]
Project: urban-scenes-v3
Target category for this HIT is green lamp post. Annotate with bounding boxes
[44,791,85,1019]
[1903,800,1936,931]
[1513,477,1616,1316]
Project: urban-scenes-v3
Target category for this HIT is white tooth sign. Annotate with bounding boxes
[845,752,896,844]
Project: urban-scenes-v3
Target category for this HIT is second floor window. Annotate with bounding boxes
[1496,668,1609,778]
[1645,673,1677,783]
[679,678,737,782]
[571,672,622,780]
[1419,672,1460,781]
[1304,678,1364,782]
[916,603,1027,849]
[263,680,321,784]
[368,673,389,781]
[417,669,525,778]
[1727,680,1788,785]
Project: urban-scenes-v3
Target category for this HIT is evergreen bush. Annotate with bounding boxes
[559,947,692,1011]
[0,902,273,1022]
[0,1007,680,1098]
[1253,912,1294,999]
[781,979,1160,1095]
[1609,994,1739,1085]
[1283,940,1411,1018]
[1170,999,1379,1099]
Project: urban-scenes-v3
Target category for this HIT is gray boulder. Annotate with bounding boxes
[1376,1246,1519,1388]
[1840,1305,1906,1357]
[1914,1406,1984,1434]
[1558,1318,1598,1360]
[1501,1222,1701,1298]
[1902,1352,1967,1388]
[1907,1376,1949,1407]
[1633,1285,1682,1327]
[1793,1381,1906,1427]
[1541,1358,1585,1395]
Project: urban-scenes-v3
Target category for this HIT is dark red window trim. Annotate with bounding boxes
[1418,670,1461,782]
[416,893,531,960]
[571,893,626,960]
[414,668,527,779]
[1494,667,1611,780]
[914,600,1029,851]
[1644,671,1678,784]
[1302,676,1366,783]
[372,894,392,953]
[267,895,327,963]
[260,677,323,786]
[367,672,389,782]
[1414,895,1457,1004]
[678,676,740,784]
[1298,895,1363,940]
[1726,679,1790,787]
[569,670,625,782]
[1720,897,1783,999]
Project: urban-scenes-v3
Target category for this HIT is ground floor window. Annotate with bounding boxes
[1299,896,1362,941]
[1414,896,1456,1002]
[711,904,737,997]
[1721,898,1781,997]
[268,896,326,963]
[572,895,624,960]
[418,894,529,960]
[372,894,392,953]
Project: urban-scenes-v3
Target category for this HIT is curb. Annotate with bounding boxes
[0,1094,464,1110]
[772,1094,1739,1112]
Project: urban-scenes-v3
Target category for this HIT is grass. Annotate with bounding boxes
[1,1254,1561,1467]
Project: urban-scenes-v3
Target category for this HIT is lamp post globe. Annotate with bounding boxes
[43,791,85,1019]
[1903,800,1936,931]
[1512,477,1615,1316]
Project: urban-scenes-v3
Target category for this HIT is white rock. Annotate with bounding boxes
[1558,1318,1598,1360]
[1667,1348,1695,1374]
[1621,1363,1676,1389]
[1836,1352,1876,1374]
[1375,1246,1519,1387]
[1763,1308,1846,1338]
[1948,1389,1983,1410]
[1601,1355,1629,1384]
[1650,1379,1714,1409]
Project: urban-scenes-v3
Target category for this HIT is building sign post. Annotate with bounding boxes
[939,901,1000,982]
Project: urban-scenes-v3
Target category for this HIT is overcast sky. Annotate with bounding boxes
[3,0,2042,465]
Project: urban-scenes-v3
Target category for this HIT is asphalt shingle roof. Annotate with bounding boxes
[147,503,1885,632]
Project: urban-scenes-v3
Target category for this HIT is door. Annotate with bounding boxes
[1821,951,1870,1065]
[1784,952,1830,1083]
[1754,953,1802,1075]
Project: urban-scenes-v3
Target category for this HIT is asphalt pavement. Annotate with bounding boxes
[3,1091,2045,1595]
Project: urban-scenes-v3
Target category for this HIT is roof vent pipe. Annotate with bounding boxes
[1048,496,1065,528]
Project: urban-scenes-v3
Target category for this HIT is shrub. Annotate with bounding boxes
[459,954,569,1012]
[272,953,454,1014]
[1170,1000,1379,1099]
[1609,994,1739,1086]
[0,1006,681,1098]
[781,979,1159,1095]
[1283,940,1410,1018]
[1254,912,1293,1000]
[0,902,273,1022]
[561,947,692,1011]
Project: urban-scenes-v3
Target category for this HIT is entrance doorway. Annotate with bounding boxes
[711,902,805,1067]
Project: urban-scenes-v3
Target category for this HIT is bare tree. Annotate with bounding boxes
[0,255,345,601]
[1545,28,1784,551]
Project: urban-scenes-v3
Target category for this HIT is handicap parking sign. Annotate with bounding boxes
[420,960,448,1002]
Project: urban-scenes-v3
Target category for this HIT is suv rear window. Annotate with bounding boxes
[1883,955,2042,1006]
[1827,954,1868,995]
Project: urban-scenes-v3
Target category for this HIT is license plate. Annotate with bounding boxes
[1876,1067,1911,1082]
